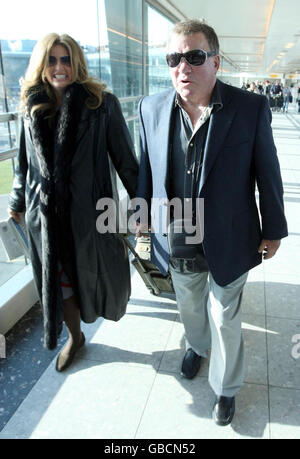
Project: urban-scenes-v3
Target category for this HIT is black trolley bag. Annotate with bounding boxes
[269,95,276,109]
[122,235,175,296]
[276,94,284,110]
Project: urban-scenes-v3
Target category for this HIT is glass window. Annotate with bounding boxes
[218,55,241,86]
[146,5,174,95]
[104,0,143,98]
[101,0,142,160]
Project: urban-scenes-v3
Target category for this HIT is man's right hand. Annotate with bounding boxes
[7,208,22,224]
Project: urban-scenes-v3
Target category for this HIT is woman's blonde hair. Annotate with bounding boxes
[20,33,106,116]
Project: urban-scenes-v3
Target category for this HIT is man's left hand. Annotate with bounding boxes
[258,239,281,259]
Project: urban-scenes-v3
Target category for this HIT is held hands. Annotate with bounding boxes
[258,239,281,260]
[135,222,150,238]
[7,208,22,224]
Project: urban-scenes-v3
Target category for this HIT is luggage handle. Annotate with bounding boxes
[121,235,144,266]
[120,235,161,295]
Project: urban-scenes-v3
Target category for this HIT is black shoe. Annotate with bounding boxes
[181,348,202,379]
[212,396,235,426]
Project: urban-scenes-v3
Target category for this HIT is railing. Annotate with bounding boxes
[0,112,19,162]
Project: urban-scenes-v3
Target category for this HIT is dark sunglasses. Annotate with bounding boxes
[166,49,216,68]
[48,55,71,66]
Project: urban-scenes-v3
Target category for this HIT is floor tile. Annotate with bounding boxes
[242,314,268,385]
[267,316,300,389]
[264,275,300,319]
[77,302,177,371]
[242,280,265,316]
[0,361,156,439]
[269,387,300,439]
[135,374,269,439]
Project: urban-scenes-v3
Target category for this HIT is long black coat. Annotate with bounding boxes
[9,84,139,349]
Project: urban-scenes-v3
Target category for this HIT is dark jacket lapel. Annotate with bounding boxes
[198,81,237,195]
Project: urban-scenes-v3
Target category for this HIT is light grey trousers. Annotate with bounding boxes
[169,265,248,397]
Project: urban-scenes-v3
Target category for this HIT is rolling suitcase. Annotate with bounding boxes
[122,235,175,296]
[276,95,283,111]
[269,95,275,109]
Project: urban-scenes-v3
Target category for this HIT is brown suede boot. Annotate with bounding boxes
[55,295,85,372]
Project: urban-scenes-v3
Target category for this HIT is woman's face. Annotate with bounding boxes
[44,44,72,95]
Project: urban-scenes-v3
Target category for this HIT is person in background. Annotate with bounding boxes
[257,81,264,95]
[247,82,260,94]
[271,80,282,96]
[282,84,292,113]
[265,80,271,101]
[8,33,138,371]
[135,19,287,426]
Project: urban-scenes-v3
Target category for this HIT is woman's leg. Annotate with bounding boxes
[56,294,85,372]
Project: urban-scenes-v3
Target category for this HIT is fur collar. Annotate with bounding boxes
[28,83,87,181]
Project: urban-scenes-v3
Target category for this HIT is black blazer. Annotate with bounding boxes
[136,79,288,286]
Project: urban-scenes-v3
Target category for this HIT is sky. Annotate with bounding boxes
[0,0,108,45]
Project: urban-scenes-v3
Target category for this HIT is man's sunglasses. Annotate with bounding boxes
[166,49,217,68]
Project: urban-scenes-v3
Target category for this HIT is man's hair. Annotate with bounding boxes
[169,19,219,54]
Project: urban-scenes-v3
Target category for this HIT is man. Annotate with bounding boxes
[135,20,287,426]
[271,80,282,96]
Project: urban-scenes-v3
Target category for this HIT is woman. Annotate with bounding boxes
[7,33,138,371]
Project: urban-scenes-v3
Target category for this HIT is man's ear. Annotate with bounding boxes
[214,54,220,73]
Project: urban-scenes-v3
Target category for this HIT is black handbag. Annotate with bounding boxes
[168,218,209,273]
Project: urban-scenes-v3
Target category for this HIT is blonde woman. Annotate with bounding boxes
[8,33,138,371]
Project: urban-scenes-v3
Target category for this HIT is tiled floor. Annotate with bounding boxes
[0,105,299,439]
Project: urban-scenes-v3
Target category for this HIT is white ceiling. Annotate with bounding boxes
[156,0,300,76]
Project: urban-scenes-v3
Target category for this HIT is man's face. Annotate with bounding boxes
[168,32,220,103]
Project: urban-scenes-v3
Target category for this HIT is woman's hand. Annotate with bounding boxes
[7,208,22,224]
[135,222,150,238]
